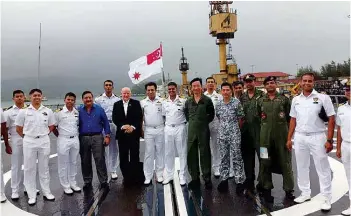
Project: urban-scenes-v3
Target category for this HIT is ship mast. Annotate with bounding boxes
[37,23,42,89]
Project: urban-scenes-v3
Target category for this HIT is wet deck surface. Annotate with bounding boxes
[1,134,349,216]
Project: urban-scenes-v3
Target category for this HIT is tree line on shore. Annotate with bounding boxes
[297,58,350,80]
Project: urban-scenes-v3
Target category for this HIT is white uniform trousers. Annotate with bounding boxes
[104,123,119,174]
[23,135,51,199]
[341,141,351,201]
[0,158,4,196]
[164,124,187,181]
[57,135,79,189]
[209,120,220,174]
[10,135,23,194]
[294,132,332,201]
[144,126,165,181]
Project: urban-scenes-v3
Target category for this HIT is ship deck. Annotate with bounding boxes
[0,131,349,216]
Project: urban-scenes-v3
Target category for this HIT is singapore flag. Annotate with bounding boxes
[128,45,163,84]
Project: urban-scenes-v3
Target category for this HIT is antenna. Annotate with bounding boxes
[37,23,42,89]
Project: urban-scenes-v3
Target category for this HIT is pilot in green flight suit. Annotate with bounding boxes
[257,76,295,202]
[184,77,215,189]
[240,74,265,194]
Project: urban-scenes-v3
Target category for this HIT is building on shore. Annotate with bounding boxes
[240,71,299,92]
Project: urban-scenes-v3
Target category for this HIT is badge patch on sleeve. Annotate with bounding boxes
[260,147,269,159]
[279,111,285,118]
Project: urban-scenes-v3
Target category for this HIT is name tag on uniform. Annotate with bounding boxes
[260,147,269,159]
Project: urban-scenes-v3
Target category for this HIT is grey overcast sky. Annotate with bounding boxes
[1,1,350,86]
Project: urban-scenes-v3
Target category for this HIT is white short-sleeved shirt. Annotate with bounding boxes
[55,106,79,136]
[1,108,6,124]
[140,96,165,127]
[5,104,27,136]
[15,104,56,137]
[204,91,223,122]
[162,95,186,126]
[290,89,335,133]
[336,102,351,143]
[95,93,120,121]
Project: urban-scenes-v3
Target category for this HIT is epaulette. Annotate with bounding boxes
[55,108,63,113]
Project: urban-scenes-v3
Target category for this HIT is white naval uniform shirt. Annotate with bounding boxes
[15,104,56,138]
[55,106,79,137]
[336,102,351,143]
[95,93,120,121]
[162,96,186,126]
[204,91,223,123]
[140,96,164,127]
[290,89,335,133]
[5,104,27,136]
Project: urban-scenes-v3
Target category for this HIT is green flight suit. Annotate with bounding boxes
[184,94,215,182]
[257,92,294,192]
[240,89,265,189]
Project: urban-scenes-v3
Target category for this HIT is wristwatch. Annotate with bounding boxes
[327,139,333,144]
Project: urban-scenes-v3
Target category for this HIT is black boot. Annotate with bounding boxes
[235,183,244,196]
[204,180,212,189]
[217,180,228,192]
[285,190,295,200]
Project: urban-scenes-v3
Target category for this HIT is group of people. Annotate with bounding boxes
[0,73,350,215]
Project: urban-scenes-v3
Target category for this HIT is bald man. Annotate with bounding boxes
[112,87,143,185]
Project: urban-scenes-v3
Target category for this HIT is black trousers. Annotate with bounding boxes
[79,134,107,184]
[117,133,141,182]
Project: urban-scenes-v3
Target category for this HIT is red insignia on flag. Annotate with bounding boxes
[133,72,141,80]
[146,46,162,65]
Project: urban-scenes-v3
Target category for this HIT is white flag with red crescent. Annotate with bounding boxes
[128,45,163,84]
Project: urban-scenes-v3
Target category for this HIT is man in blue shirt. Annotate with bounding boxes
[79,91,111,189]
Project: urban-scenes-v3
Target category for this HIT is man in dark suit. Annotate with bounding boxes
[112,87,143,185]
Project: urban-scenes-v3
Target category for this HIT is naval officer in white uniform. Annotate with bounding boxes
[204,77,223,177]
[141,82,165,184]
[1,107,11,203]
[162,82,187,185]
[4,90,26,200]
[95,80,121,180]
[54,92,81,195]
[287,72,335,211]
[336,81,351,216]
[15,88,56,205]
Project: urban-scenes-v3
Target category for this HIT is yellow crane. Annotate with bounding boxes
[209,1,240,85]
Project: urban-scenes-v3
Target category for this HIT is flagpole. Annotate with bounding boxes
[160,42,166,98]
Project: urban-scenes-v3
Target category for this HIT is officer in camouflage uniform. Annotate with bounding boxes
[257,76,294,202]
[185,77,215,189]
[216,82,246,192]
[240,74,265,194]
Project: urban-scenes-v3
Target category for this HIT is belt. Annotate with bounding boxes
[145,124,164,129]
[59,135,78,139]
[23,134,47,139]
[80,132,101,136]
[108,120,113,123]
[296,131,324,136]
[166,123,186,128]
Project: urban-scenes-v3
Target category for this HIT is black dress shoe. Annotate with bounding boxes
[285,190,295,200]
[217,180,228,192]
[100,183,109,190]
[204,180,212,189]
[83,183,92,190]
